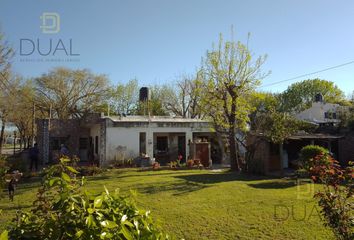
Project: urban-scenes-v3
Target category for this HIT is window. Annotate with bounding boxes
[156,136,168,152]
[50,137,66,150]
[325,112,337,119]
[139,132,146,154]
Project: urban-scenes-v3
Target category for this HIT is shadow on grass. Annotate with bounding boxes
[175,172,270,185]
[136,172,275,196]
[136,181,206,196]
[116,171,189,179]
[248,180,295,189]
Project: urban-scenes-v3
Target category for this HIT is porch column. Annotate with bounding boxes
[185,131,193,160]
[146,129,154,161]
[99,120,106,166]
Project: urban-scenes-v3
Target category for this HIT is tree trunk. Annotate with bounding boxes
[229,127,239,171]
[279,143,284,176]
[0,121,5,154]
[228,97,239,171]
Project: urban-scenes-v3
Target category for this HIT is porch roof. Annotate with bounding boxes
[287,133,344,140]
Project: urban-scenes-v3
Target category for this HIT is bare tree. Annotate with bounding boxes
[163,74,203,118]
[0,32,14,153]
[35,67,110,119]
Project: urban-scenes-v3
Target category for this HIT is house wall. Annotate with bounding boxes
[105,127,140,162]
[36,116,101,165]
[296,102,341,123]
[103,120,211,166]
[254,139,270,172]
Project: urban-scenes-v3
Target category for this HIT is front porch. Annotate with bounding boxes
[140,132,217,167]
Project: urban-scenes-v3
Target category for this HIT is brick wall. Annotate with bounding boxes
[36,118,91,163]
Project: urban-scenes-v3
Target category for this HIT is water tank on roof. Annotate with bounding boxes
[139,87,150,102]
[314,93,323,102]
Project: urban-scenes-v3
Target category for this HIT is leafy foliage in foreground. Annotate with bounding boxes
[3,158,168,240]
[308,154,353,240]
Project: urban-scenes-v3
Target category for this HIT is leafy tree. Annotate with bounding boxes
[35,67,110,119]
[245,92,315,173]
[108,79,138,115]
[279,79,345,113]
[200,34,268,171]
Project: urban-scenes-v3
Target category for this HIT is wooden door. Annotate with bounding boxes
[195,143,210,167]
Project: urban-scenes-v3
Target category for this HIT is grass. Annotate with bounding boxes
[0,168,335,240]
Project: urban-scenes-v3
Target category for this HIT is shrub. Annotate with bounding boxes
[307,155,353,240]
[2,157,169,240]
[299,145,330,171]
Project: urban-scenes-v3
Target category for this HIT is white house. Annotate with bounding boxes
[295,94,345,126]
[97,115,214,166]
[38,114,216,167]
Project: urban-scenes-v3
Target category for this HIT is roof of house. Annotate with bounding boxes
[287,133,344,140]
[105,115,210,123]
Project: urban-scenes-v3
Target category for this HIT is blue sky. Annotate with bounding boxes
[0,0,354,95]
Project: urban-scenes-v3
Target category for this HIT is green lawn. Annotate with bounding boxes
[0,168,334,239]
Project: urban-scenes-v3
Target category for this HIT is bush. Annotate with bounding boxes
[299,145,330,171]
[308,155,353,240]
[2,157,169,240]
